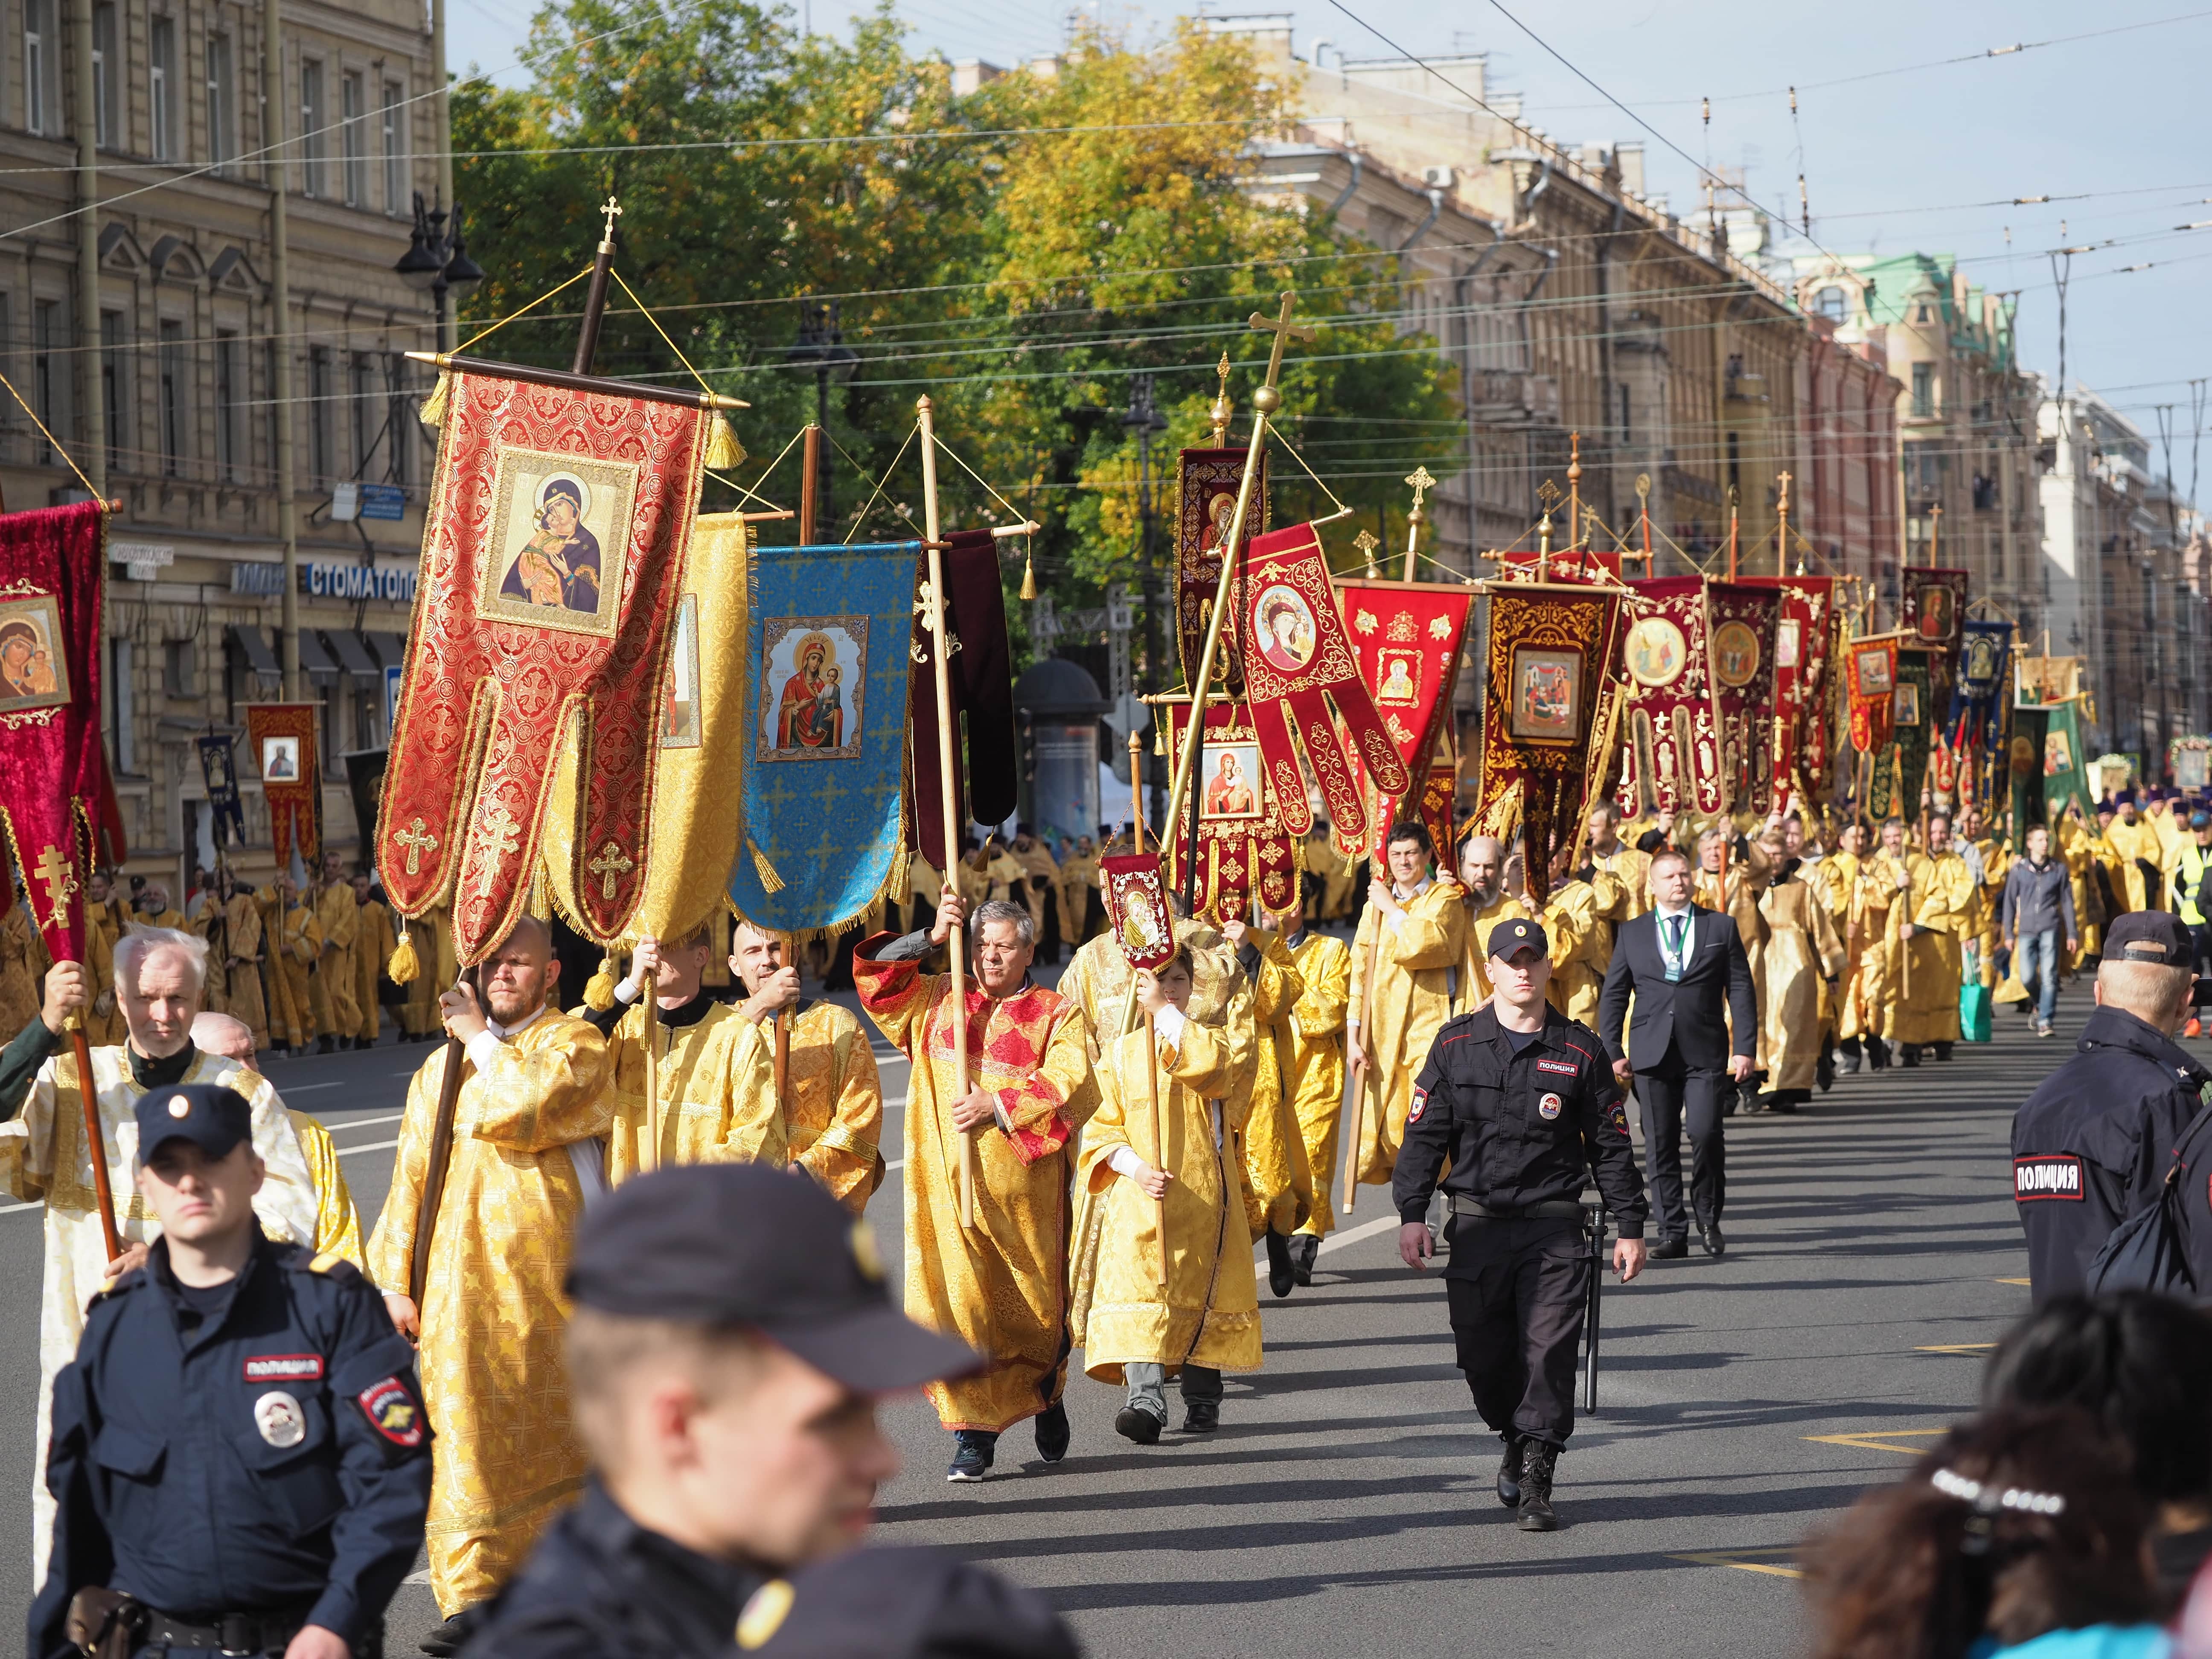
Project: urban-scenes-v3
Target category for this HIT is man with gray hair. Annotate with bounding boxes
[0,925,314,1577]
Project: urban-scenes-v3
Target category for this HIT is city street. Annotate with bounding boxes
[0,973,2061,1656]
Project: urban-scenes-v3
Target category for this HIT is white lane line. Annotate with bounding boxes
[323,1112,405,1132]
[1252,1212,1398,1279]
[337,1138,400,1158]
[282,1082,345,1092]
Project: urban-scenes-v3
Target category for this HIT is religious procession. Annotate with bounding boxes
[11,7,2212,1659]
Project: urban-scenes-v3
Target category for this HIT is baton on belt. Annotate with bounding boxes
[1582,1203,1606,1414]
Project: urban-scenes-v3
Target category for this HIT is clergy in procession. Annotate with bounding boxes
[81,870,125,1044]
[1583,800,1652,919]
[1221,911,1311,1298]
[1959,805,2009,990]
[0,891,49,1033]
[586,925,783,1182]
[1751,821,1847,1112]
[854,891,1097,1483]
[215,874,271,1051]
[1349,820,1467,1185]
[2105,792,2165,913]
[1055,835,1100,949]
[354,869,399,1046]
[1821,820,1887,1074]
[261,874,322,1057]
[1871,813,1977,1065]
[1058,896,1237,1052]
[1535,848,1620,1025]
[1070,945,1261,1442]
[0,929,316,1577]
[309,849,360,1050]
[730,917,884,1209]
[1278,902,1351,1284]
[1009,825,1062,960]
[366,916,614,1642]
[1454,833,1528,1013]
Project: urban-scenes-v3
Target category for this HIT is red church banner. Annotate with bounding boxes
[1174,447,1266,695]
[1846,632,1901,756]
[1704,580,1783,815]
[1614,576,1722,818]
[1159,697,1300,924]
[379,370,709,963]
[244,703,321,873]
[1101,852,1177,972]
[1739,574,1837,801]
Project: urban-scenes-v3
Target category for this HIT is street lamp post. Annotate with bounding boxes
[783,301,859,529]
[395,191,486,353]
[1123,374,1168,815]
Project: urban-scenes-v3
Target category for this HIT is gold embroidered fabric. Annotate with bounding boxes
[1284,932,1350,1240]
[603,998,783,1183]
[775,999,885,1213]
[1350,880,1466,1184]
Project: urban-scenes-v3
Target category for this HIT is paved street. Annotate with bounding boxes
[0,972,2088,1654]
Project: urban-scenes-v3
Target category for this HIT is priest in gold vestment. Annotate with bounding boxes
[853,892,1098,1483]
[367,917,613,1633]
[1752,850,1847,1111]
[310,849,360,1049]
[1350,821,1467,1187]
[1070,948,1262,1442]
[81,871,125,1045]
[352,870,398,1046]
[1454,834,1530,1014]
[1871,814,1976,1062]
[1220,914,1310,1297]
[731,919,884,1210]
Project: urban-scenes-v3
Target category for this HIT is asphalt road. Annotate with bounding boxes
[0,969,2096,1655]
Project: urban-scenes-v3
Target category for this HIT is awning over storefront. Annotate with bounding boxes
[322,629,379,679]
[366,632,410,673]
[295,629,339,683]
[226,624,280,680]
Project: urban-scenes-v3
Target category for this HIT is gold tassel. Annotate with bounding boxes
[1020,543,1037,601]
[706,413,745,471]
[387,929,419,986]
[584,952,618,1012]
[749,835,786,894]
[419,370,451,431]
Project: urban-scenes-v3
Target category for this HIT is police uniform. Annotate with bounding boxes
[2011,912,2212,1301]
[29,1084,431,1659]
[1393,917,1647,1531]
[460,1163,1045,1659]
[738,1545,1077,1659]
[2170,815,2212,981]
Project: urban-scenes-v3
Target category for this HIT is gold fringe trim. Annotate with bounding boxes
[583,952,619,1012]
[419,370,451,431]
[706,413,746,471]
[748,835,786,894]
[387,929,420,986]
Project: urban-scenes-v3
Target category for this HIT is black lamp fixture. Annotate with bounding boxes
[396,191,485,324]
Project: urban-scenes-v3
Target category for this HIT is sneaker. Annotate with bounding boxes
[1113,1405,1162,1445]
[1033,1401,1070,1464]
[1180,1399,1220,1434]
[1264,1230,1296,1299]
[2036,1021,2055,1038]
[947,1430,996,1481]
[1496,1435,1525,1508]
[1516,1442,1559,1531]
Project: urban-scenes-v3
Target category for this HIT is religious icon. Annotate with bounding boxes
[1893,683,1921,726]
[1916,582,1956,642]
[1119,886,1171,958]
[1775,618,1801,670]
[1852,644,1894,696]
[2010,734,2038,777]
[1102,853,1176,971]
[1964,632,2000,686]
[1624,615,1688,688]
[1509,646,1581,742]
[478,446,637,638]
[1251,583,1317,673]
[2044,729,2073,779]
[1374,647,1421,707]
[1200,742,1263,821]
[757,616,867,762]
[1711,620,1761,689]
[1200,490,1238,557]
[0,596,69,715]
[661,595,701,749]
[261,735,301,781]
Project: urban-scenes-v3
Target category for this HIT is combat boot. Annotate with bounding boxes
[1495,1434,1525,1508]
[1516,1441,1559,1531]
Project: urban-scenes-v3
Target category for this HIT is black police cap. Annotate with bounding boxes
[566,1163,978,1394]
[738,1546,1079,1659]
[133,1082,252,1163]
[2104,911,2193,967]
[1487,916,1550,962]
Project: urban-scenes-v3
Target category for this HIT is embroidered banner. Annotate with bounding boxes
[198,734,246,848]
[1475,583,1625,902]
[1703,580,1782,815]
[1738,574,1835,803]
[542,511,749,943]
[2008,704,2049,848]
[379,371,709,962]
[1157,697,1301,924]
[1175,447,1266,695]
[1335,577,1474,783]
[728,542,918,939]
[1903,565,1969,716]
[2041,699,2094,822]
[1869,648,1933,820]
[1101,851,1177,972]
[1845,632,1899,756]
[246,703,320,875]
[2172,736,2212,792]
[0,501,126,964]
[1413,759,1455,867]
[2015,655,2084,707]
[1954,617,2013,809]
[910,528,1017,872]
[1614,576,1722,818]
[1237,521,1409,847]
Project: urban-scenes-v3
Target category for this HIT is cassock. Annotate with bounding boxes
[1757,873,1848,1090]
[2106,814,2164,912]
[1968,836,2010,990]
[595,988,782,1182]
[1349,876,1466,1184]
[402,905,457,1040]
[260,886,321,1051]
[853,938,1097,1435]
[221,890,271,1049]
[0,1033,314,1578]
[1231,930,1309,1237]
[1283,930,1351,1240]
[355,894,398,1042]
[1054,850,1097,946]
[1010,839,1059,945]
[1538,874,1618,1025]
[1588,844,1653,919]
[80,898,125,1045]
[1454,891,1529,1015]
[1872,849,1976,1047]
[2055,815,2107,964]
[366,1007,612,1615]
[0,903,49,1035]
[289,1108,367,1266]
[1068,1009,1261,1384]
[765,997,884,1213]
[311,879,360,1039]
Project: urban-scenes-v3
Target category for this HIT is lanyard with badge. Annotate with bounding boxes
[1659,912,1689,982]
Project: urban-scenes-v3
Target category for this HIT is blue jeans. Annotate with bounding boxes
[2016,929,2060,1026]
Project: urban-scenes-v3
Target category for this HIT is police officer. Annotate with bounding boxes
[2011,911,2209,1301]
[30,1083,431,1659]
[459,1162,1074,1659]
[1394,917,1648,1532]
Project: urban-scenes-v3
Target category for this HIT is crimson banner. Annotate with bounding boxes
[1845,632,1901,756]
[245,703,321,873]
[1159,697,1300,924]
[1174,447,1266,696]
[1101,851,1177,971]
[1738,574,1836,801]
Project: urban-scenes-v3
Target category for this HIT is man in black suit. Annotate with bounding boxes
[1596,845,1758,1257]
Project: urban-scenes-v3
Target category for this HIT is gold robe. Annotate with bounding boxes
[769,998,885,1212]
[81,899,125,1045]
[1284,931,1351,1239]
[366,1009,614,1615]
[1069,1015,1261,1380]
[1055,854,1097,945]
[1010,841,1058,937]
[310,881,360,1038]
[853,949,1098,1434]
[1695,855,1772,1045]
[355,897,397,1042]
[604,997,783,1184]
[260,889,322,1050]
[1757,878,1847,1089]
[1874,850,1974,1046]
[1809,853,1870,1042]
[1235,930,1309,1237]
[289,1108,367,1266]
[2055,816,2106,964]
[1588,844,1652,918]
[1539,876,1616,1025]
[1057,922,1239,1052]
[1455,892,1531,1015]
[3,1043,314,1578]
[1350,879,1467,1184]
[2106,815,2164,913]
[401,905,457,1039]
[0,903,49,1036]
[220,892,270,1050]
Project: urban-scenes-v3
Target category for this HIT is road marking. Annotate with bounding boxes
[1803,1428,1950,1454]
[1252,1213,1399,1278]
[283,1082,345,1092]
[338,1138,400,1158]
[326,1112,405,1133]
[1669,1548,1802,1580]
[1995,1277,2031,1286]
[1915,1342,1997,1354]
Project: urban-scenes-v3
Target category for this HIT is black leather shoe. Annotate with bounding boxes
[1900,1045,1921,1068]
[1496,1435,1525,1508]
[1816,1050,1835,1091]
[1264,1230,1296,1299]
[1033,1401,1070,1463]
[1290,1232,1318,1287]
[1866,1036,1890,1070]
[1114,1405,1161,1445]
[1516,1442,1559,1531]
[419,1618,471,1657]
[1700,1225,1726,1257]
[1766,1092,1798,1115]
[1933,1041,1954,1062]
[1649,1237,1689,1260]
[1180,1400,1221,1434]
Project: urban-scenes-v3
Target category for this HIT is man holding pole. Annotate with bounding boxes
[1348,821,1467,1199]
[0,928,316,1579]
[853,893,1097,1482]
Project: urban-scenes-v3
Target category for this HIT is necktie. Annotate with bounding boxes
[1664,914,1686,982]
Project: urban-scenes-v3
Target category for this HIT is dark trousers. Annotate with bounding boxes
[1444,1216,1589,1449]
[1635,1061,1726,1239]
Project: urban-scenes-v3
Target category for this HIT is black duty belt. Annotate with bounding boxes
[1448,1197,1584,1220]
[139,1608,310,1655]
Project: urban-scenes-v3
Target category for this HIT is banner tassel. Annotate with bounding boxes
[1020,544,1037,601]
[748,835,786,894]
[706,413,746,471]
[387,928,419,986]
[584,953,619,1011]
[418,370,451,431]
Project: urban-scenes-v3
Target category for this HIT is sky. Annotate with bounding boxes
[444,0,2212,484]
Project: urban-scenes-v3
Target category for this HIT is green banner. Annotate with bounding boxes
[2042,699,2095,825]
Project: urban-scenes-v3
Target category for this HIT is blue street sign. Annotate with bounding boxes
[360,483,407,521]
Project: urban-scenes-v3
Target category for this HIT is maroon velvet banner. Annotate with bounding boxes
[909,529,1016,870]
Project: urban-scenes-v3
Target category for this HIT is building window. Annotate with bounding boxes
[162,637,194,697]
[92,3,116,149]
[158,319,184,476]
[351,351,377,473]
[214,330,239,481]
[386,354,411,484]
[100,311,126,474]
[381,81,404,211]
[108,638,136,773]
[264,341,279,474]
[308,346,332,482]
[24,0,56,136]
[206,35,235,171]
[300,59,325,197]
[1915,303,1932,323]
[32,299,63,464]
[149,15,178,162]
[1814,285,1847,323]
[1617,384,1630,444]
[341,72,365,206]
[1911,363,1934,418]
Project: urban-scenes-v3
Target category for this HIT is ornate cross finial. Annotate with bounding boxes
[598,195,623,252]
[586,839,635,901]
[1209,352,1234,444]
[1635,472,1651,502]
[1404,464,1436,517]
[395,816,439,877]
[1246,292,1315,415]
[1353,527,1381,577]
[1536,479,1563,511]
[1776,469,1792,513]
[32,844,73,918]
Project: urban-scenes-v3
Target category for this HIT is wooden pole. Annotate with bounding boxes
[409,963,479,1307]
[1129,730,1167,1288]
[570,197,620,375]
[640,981,660,1174]
[68,1018,121,1261]
[917,397,975,1229]
[1345,866,1382,1217]
[798,423,821,544]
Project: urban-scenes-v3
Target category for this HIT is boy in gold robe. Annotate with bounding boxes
[352,870,397,1046]
[1350,821,1466,1188]
[1070,946,1261,1442]
[731,918,884,1211]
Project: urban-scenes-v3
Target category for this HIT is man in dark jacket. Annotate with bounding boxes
[2000,821,2079,1037]
[2011,912,2208,1300]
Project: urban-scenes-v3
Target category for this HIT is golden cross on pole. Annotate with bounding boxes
[1775,469,1792,576]
[1247,294,1316,413]
[586,839,635,901]
[598,195,623,254]
[1208,353,1234,445]
[1401,464,1436,581]
[1354,527,1381,578]
[32,844,73,917]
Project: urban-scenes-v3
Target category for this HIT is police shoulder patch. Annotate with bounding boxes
[357,1377,426,1447]
[1407,1087,1428,1124]
[2014,1154,2085,1202]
